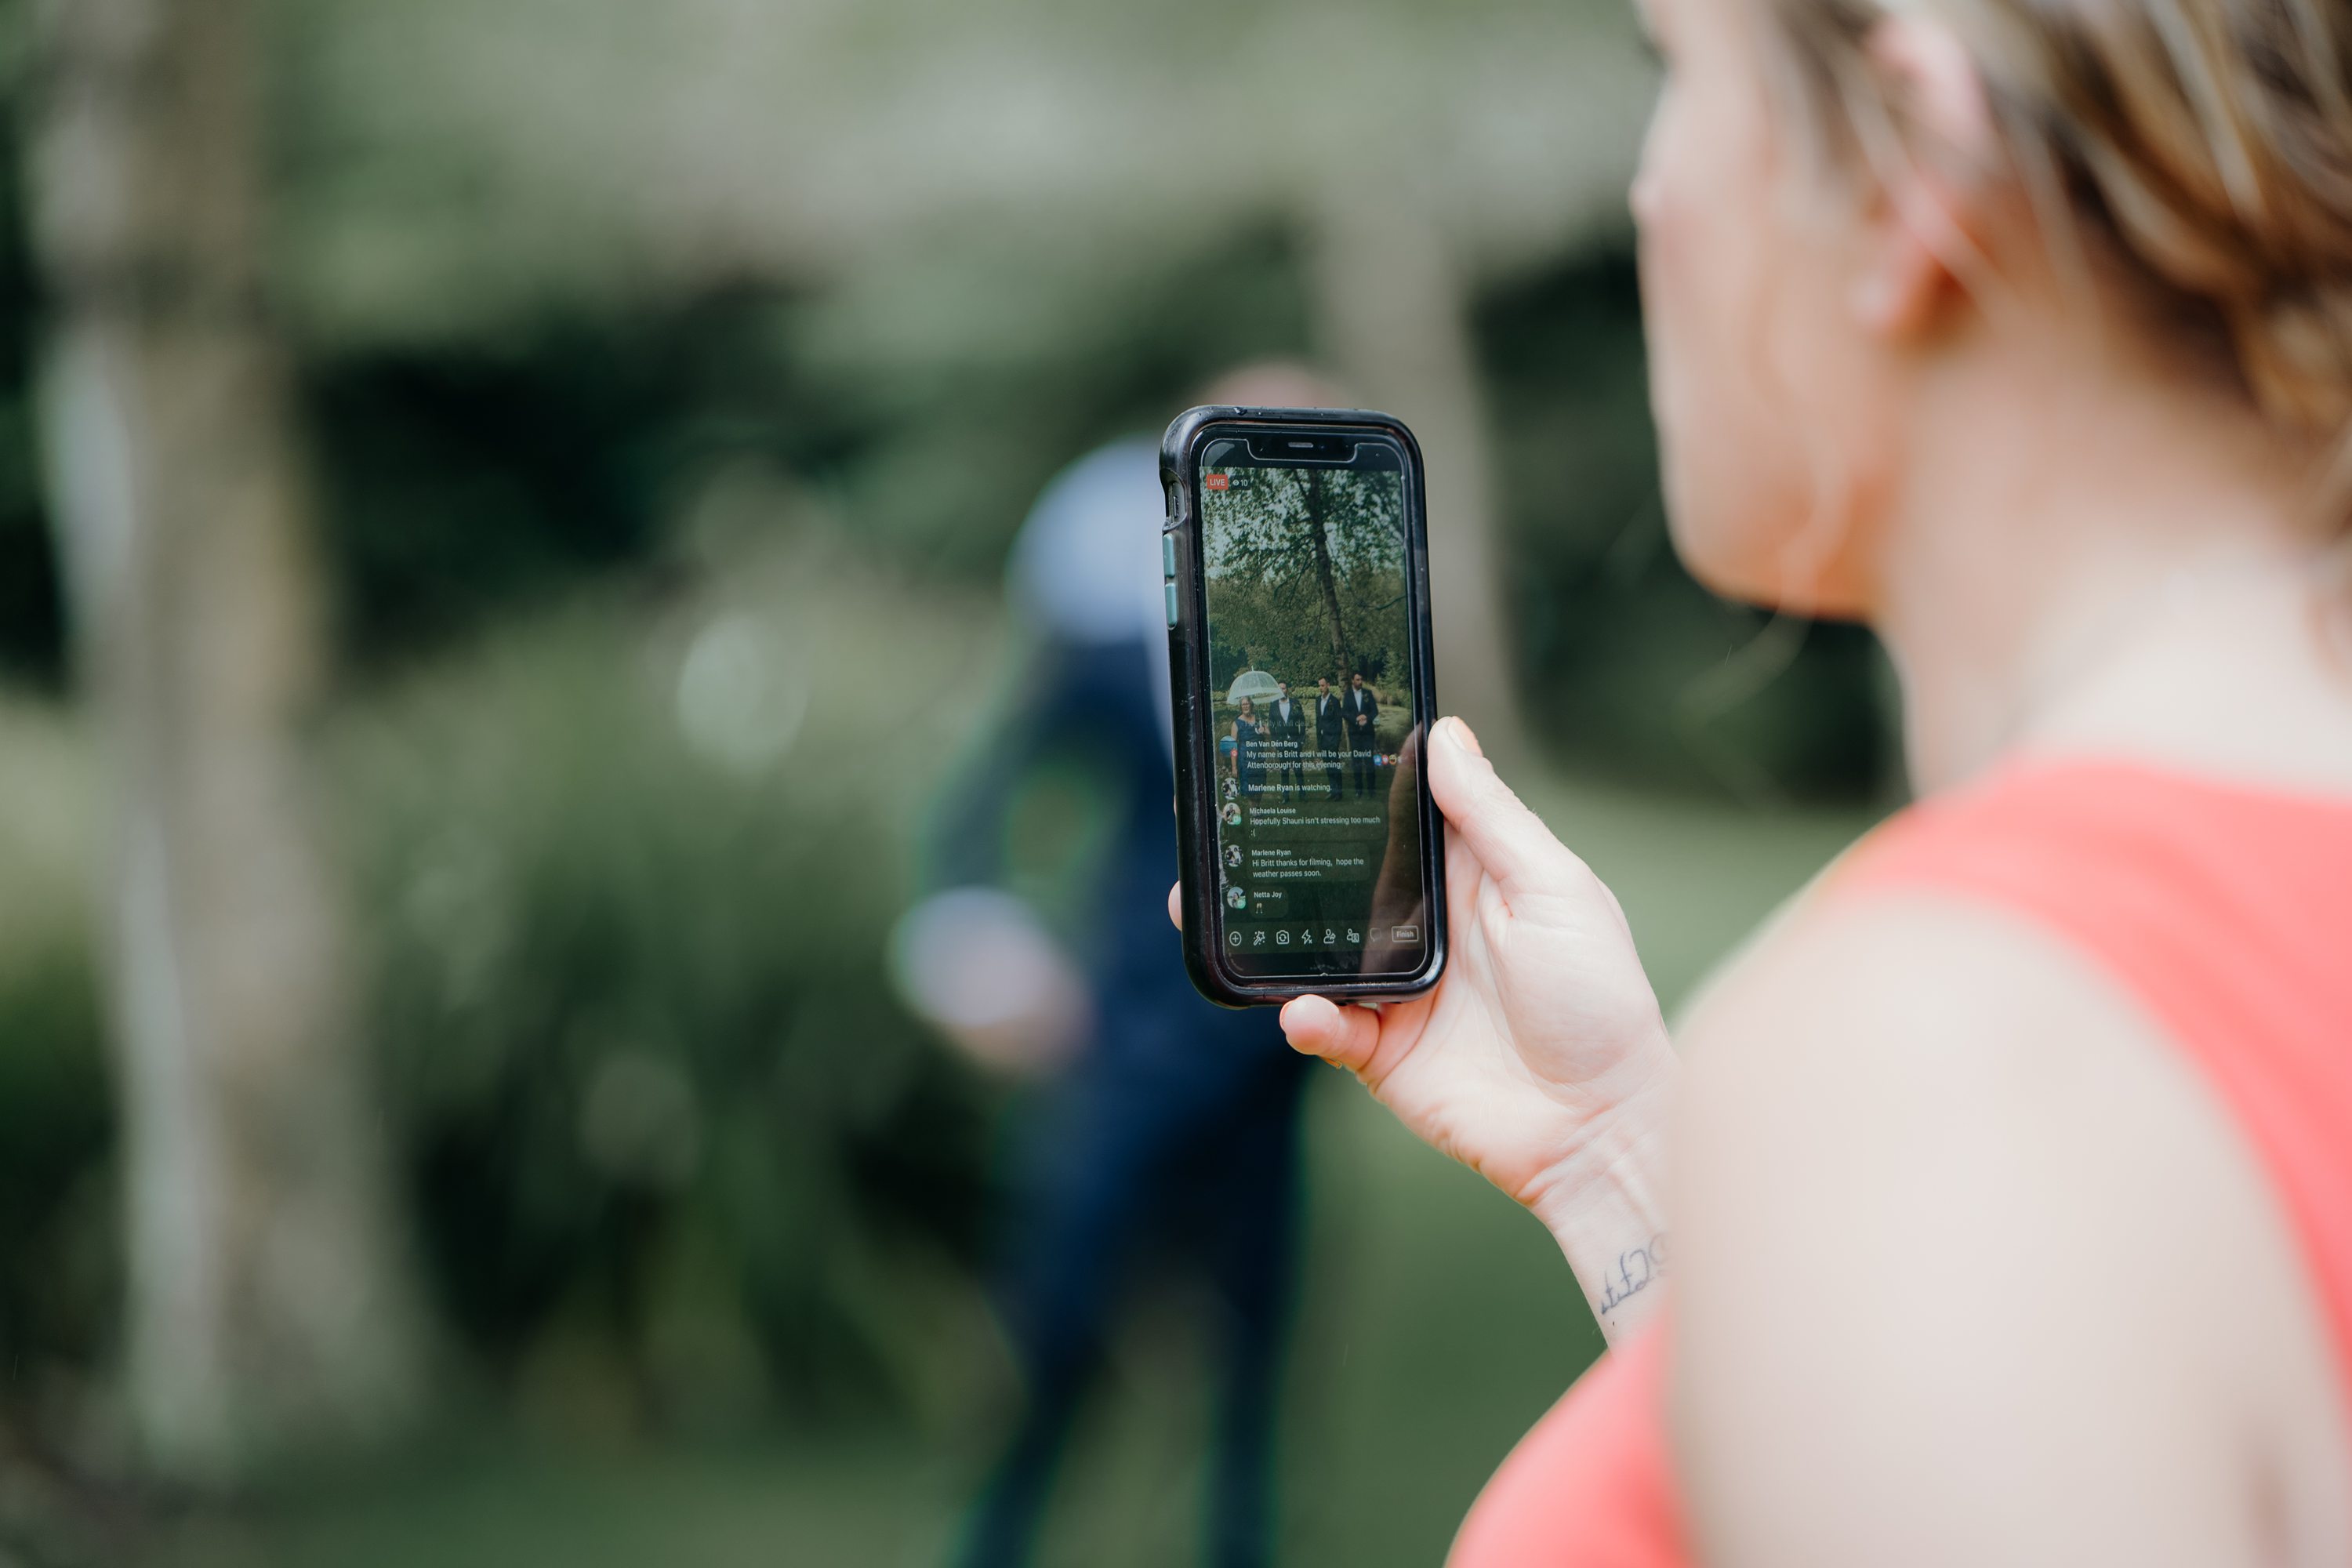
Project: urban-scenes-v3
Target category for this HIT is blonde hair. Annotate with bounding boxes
[1769,0,2352,437]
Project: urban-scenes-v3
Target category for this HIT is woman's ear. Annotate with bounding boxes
[1849,12,2001,339]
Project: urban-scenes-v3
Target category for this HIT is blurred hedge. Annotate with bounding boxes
[0,541,1014,1449]
[1,212,1893,804]
[1477,249,1897,802]
[305,227,1317,669]
[300,233,1893,803]
[339,531,1006,1433]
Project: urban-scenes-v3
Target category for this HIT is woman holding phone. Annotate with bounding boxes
[1180,0,2352,1555]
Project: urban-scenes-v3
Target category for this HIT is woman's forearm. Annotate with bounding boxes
[1523,1069,1677,1345]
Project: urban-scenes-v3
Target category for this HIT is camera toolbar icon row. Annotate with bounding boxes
[1230,927,1356,949]
[1227,924,1422,949]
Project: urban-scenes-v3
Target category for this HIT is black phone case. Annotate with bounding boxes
[1160,405,1449,1007]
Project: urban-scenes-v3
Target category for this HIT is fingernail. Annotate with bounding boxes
[1437,716,1481,757]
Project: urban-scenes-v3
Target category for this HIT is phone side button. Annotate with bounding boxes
[1164,581,1179,627]
[1162,533,1175,575]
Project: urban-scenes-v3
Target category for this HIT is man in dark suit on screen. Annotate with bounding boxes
[1343,671,1379,798]
[1313,677,1345,800]
[1269,681,1305,800]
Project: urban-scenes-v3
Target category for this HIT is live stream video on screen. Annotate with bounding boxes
[1200,441,1427,974]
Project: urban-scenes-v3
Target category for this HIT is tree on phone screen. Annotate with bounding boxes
[1203,467,1412,713]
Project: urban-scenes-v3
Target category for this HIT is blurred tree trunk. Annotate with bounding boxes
[21,0,426,1482]
[1307,197,1529,768]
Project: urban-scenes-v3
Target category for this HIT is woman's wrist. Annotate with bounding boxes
[1522,1051,1679,1343]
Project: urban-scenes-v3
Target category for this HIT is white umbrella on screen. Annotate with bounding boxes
[1225,670,1282,707]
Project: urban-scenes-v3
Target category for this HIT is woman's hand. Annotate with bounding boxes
[1179,716,1679,1336]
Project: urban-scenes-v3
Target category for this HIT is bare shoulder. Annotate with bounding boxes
[1667,891,2350,1568]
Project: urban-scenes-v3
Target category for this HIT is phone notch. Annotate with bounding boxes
[1245,434,1357,464]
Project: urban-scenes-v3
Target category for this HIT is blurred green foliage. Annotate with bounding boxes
[0,16,1893,1474]
[1478,249,1896,801]
[0,560,1016,1443]
[0,700,110,1415]
[306,229,1316,669]
[2,233,1896,800]
[338,543,1007,1433]
[0,224,1329,1452]
[0,12,1914,1566]
[0,231,1893,1449]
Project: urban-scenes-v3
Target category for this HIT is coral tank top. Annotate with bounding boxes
[1446,759,2352,1566]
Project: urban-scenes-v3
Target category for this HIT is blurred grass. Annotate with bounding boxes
[131,772,1879,1568]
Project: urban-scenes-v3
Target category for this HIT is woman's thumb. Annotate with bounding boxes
[1427,717,1581,900]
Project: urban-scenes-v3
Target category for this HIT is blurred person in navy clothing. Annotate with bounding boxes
[895,366,1341,1568]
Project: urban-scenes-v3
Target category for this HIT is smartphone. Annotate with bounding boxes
[1161,405,1447,1007]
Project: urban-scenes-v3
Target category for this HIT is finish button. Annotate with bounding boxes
[1389,924,1422,944]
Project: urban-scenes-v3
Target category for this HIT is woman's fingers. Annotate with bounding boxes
[1427,717,1587,905]
[1280,994,1382,1074]
[1168,881,1182,931]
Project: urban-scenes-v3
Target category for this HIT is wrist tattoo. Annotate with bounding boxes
[1598,1232,1668,1319]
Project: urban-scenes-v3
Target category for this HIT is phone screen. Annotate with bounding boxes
[1195,430,1432,980]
